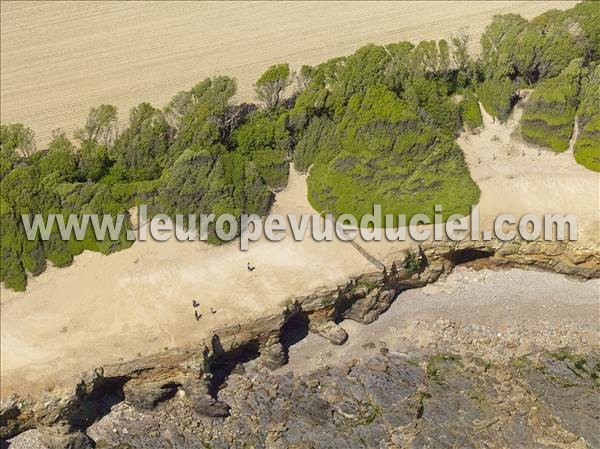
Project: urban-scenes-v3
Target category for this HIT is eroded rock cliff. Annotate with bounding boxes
[2,239,598,448]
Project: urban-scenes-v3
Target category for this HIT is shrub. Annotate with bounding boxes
[459,91,483,130]
[574,65,600,171]
[477,78,517,122]
[306,86,480,225]
[520,59,583,152]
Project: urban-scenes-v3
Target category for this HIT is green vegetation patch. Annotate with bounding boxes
[477,77,517,122]
[459,91,483,130]
[306,86,480,225]
[574,65,600,171]
[0,76,290,289]
[3,1,600,290]
[521,59,583,152]
[426,353,462,382]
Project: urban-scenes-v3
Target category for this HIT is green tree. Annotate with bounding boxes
[0,208,28,291]
[255,64,292,109]
[521,58,583,151]
[411,40,439,76]
[166,76,237,162]
[232,110,290,189]
[332,44,390,107]
[574,64,600,171]
[383,41,415,93]
[477,77,517,121]
[293,116,338,173]
[288,57,344,131]
[296,65,315,92]
[111,103,171,181]
[403,77,460,135]
[74,104,118,146]
[190,76,237,113]
[438,39,451,75]
[451,28,472,85]
[0,132,21,181]
[481,14,528,79]
[307,86,479,224]
[78,141,110,181]
[38,130,79,184]
[0,123,36,158]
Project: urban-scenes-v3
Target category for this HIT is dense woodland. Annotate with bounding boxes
[1,1,598,291]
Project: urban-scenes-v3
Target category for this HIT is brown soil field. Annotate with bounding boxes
[1,1,576,147]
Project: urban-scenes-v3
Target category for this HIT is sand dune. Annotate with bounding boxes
[1,1,577,147]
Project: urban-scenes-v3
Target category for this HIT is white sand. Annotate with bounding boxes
[458,99,600,246]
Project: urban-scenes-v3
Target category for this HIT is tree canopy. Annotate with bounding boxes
[255,64,292,109]
[1,1,598,290]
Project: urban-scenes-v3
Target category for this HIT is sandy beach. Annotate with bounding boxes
[0,167,373,397]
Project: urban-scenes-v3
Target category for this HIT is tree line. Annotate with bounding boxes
[1,1,598,290]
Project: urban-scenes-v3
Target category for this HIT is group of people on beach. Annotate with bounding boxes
[192,300,216,321]
[477,148,538,165]
[192,262,256,320]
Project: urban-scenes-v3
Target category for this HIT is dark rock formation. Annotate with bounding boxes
[80,350,597,448]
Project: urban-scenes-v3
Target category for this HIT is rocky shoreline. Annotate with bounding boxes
[2,239,599,448]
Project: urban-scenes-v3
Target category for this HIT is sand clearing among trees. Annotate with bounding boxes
[338,99,600,263]
[458,99,600,246]
[0,167,373,397]
[0,1,577,147]
[2,98,598,397]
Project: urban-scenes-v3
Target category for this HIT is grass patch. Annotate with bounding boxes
[426,353,462,382]
[574,65,600,171]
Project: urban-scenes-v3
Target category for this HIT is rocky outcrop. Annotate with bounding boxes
[2,239,598,447]
[68,349,600,448]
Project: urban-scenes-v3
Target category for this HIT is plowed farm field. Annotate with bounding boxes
[1,1,576,147]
